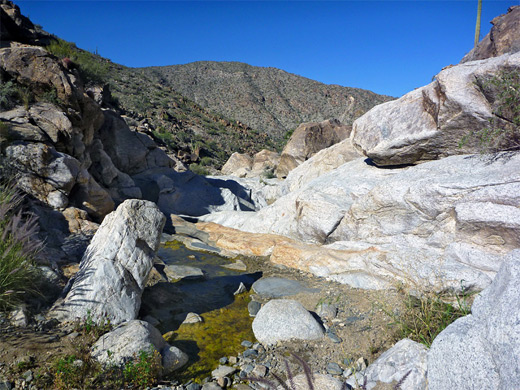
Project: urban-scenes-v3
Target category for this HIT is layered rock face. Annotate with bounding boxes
[50,200,165,324]
[351,51,520,166]
[461,6,520,63]
[276,119,351,178]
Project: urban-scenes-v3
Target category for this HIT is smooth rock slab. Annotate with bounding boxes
[252,299,324,345]
[252,277,318,298]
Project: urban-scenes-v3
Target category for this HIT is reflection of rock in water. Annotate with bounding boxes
[141,240,262,330]
[139,240,262,382]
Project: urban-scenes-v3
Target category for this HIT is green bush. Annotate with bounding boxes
[190,163,210,176]
[123,347,162,388]
[0,79,17,109]
[466,68,520,153]
[46,39,109,85]
[0,183,42,310]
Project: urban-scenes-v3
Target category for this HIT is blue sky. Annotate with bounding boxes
[17,0,519,97]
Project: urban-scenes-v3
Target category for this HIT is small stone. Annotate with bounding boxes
[241,340,254,348]
[234,282,247,295]
[10,307,29,327]
[326,330,342,343]
[252,364,268,377]
[343,358,353,366]
[219,357,229,365]
[186,383,202,390]
[0,379,12,390]
[21,370,33,382]
[202,382,222,390]
[326,362,343,376]
[253,343,265,354]
[316,302,338,320]
[343,368,353,378]
[212,365,237,378]
[222,259,247,272]
[243,349,258,359]
[164,264,205,281]
[228,356,238,365]
[355,357,367,372]
[182,312,203,324]
[240,364,254,374]
[248,300,261,317]
[216,376,230,388]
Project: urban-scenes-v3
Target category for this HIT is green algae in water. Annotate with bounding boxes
[168,293,256,383]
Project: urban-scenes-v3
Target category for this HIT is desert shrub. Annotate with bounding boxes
[190,163,210,176]
[123,347,162,388]
[465,68,520,153]
[0,79,17,109]
[386,288,472,348]
[0,183,43,310]
[46,39,109,85]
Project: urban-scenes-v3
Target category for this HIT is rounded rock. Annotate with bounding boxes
[252,299,324,345]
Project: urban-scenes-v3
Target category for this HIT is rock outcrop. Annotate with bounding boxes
[202,151,520,292]
[351,52,520,166]
[276,119,350,178]
[461,6,520,63]
[0,1,52,47]
[50,200,165,324]
[221,149,280,178]
[428,249,520,390]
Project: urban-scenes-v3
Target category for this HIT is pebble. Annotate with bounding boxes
[219,357,228,365]
[326,362,343,376]
[243,349,258,359]
[343,367,354,378]
[182,312,203,324]
[222,260,247,272]
[202,383,222,390]
[251,364,268,378]
[326,330,342,343]
[248,300,261,317]
[228,356,238,365]
[216,376,230,388]
[355,357,367,372]
[211,365,236,378]
[240,364,254,374]
[234,282,247,295]
[241,340,253,348]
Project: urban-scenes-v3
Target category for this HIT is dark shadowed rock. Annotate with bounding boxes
[461,6,520,63]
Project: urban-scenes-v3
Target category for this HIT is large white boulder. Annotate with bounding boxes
[428,249,520,390]
[50,199,165,324]
[351,52,520,166]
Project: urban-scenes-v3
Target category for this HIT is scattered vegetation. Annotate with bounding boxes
[385,286,472,348]
[45,38,109,85]
[35,313,163,389]
[0,182,42,311]
[122,347,162,388]
[464,68,520,153]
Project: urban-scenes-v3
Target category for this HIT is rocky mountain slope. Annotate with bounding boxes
[142,61,394,140]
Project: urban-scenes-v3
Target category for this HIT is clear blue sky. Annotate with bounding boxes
[16,0,519,97]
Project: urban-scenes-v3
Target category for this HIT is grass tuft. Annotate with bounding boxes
[0,182,43,311]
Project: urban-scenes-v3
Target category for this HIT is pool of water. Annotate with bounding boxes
[140,240,261,382]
